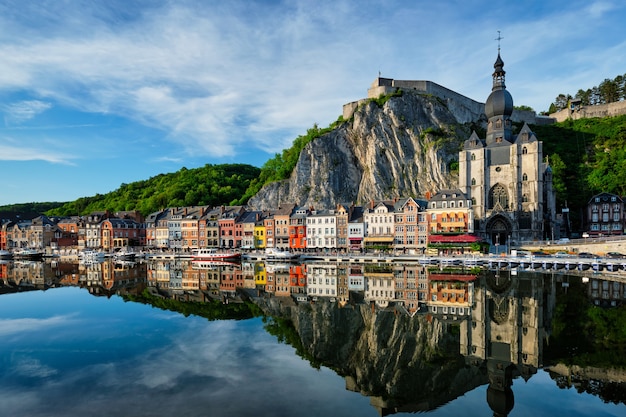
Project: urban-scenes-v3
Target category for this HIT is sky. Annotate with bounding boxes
[1,0,625,207]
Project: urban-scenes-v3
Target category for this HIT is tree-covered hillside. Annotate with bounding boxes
[43,163,260,217]
[533,114,626,230]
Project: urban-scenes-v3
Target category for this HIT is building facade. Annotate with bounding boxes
[459,52,556,248]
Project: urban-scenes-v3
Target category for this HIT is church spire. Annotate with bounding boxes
[484,31,514,144]
[492,31,506,91]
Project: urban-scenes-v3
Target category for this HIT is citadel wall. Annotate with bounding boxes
[550,100,626,122]
[343,77,542,125]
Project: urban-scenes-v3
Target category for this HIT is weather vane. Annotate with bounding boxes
[495,30,503,52]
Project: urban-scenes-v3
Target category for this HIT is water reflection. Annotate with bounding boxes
[1,259,625,416]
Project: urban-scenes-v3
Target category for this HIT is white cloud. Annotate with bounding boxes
[2,100,52,125]
[0,143,75,164]
[0,314,78,336]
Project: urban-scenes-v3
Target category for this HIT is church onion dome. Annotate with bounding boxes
[484,53,513,119]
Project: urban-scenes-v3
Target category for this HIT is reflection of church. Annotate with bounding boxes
[459,50,556,248]
[461,269,552,416]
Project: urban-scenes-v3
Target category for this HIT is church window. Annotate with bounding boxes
[489,184,509,210]
[522,147,528,154]
[471,153,476,161]
[496,119,502,128]
[471,178,476,185]
[522,173,528,181]
[471,197,476,205]
[523,194,528,203]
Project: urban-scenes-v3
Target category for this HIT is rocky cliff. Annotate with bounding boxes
[248,90,474,210]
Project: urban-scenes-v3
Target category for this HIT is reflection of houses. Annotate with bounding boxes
[427,271,475,318]
[588,276,625,307]
[585,192,624,237]
[364,264,394,308]
[393,264,429,315]
[289,264,307,299]
[306,263,337,299]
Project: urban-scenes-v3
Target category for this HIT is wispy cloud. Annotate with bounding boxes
[0,143,75,164]
[2,100,51,125]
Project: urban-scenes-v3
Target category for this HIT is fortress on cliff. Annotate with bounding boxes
[343,77,553,126]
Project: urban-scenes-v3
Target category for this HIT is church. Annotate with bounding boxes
[458,50,556,249]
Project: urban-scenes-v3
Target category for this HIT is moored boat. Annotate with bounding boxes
[13,249,44,260]
[264,248,299,261]
[191,248,241,261]
[0,249,12,259]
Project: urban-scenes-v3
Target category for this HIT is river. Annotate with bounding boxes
[0,259,624,416]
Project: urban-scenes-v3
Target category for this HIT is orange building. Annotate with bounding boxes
[289,206,308,251]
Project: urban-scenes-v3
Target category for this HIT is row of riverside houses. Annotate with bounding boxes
[144,191,478,254]
[0,190,481,255]
[1,190,623,255]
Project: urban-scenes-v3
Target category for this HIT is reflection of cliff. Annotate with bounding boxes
[255,295,487,414]
[253,269,559,416]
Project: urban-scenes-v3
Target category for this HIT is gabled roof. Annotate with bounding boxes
[429,189,468,202]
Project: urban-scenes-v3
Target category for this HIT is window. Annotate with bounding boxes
[522,173,528,181]
[471,178,476,185]
[522,147,528,154]
[471,153,476,161]
[489,184,509,210]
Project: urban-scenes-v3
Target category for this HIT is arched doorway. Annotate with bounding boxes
[486,216,511,255]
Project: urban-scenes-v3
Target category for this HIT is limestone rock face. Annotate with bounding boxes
[248,90,469,210]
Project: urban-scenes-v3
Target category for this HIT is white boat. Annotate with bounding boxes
[265,248,299,261]
[114,248,137,260]
[13,249,44,260]
[79,250,106,260]
[191,248,241,261]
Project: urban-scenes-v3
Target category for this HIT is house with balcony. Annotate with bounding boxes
[289,206,309,252]
[363,200,396,251]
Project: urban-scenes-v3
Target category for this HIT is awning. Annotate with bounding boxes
[363,236,394,243]
[428,234,482,244]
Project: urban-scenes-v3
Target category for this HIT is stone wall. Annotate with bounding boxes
[550,100,626,122]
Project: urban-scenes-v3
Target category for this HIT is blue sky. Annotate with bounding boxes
[1,0,625,207]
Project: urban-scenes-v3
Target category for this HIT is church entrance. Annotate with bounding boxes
[486,216,511,255]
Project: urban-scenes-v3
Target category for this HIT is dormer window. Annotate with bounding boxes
[522,147,528,154]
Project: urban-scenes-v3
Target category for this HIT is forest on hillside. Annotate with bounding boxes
[42,163,261,217]
[535,114,626,230]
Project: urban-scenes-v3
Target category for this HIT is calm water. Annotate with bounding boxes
[0,260,624,417]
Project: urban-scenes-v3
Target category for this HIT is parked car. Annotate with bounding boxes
[554,251,571,258]
[606,252,626,259]
[578,252,595,258]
